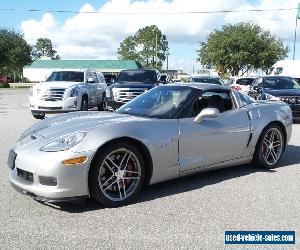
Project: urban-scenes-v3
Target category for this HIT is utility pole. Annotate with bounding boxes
[155,33,158,68]
[293,3,300,60]
[166,51,170,70]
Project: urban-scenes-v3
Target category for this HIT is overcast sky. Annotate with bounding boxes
[1,0,300,72]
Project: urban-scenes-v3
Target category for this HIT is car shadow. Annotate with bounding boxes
[43,144,300,213]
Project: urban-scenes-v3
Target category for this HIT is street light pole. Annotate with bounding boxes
[293,3,300,60]
[166,51,170,70]
[293,16,298,60]
[155,33,158,68]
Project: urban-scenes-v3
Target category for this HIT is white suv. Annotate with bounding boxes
[29,69,107,119]
[227,76,256,94]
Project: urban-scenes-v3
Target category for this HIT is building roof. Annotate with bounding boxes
[26,60,142,70]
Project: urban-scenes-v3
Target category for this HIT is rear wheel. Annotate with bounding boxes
[31,111,45,120]
[89,142,145,207]
[80,96,88,111]
[253,124,284,169]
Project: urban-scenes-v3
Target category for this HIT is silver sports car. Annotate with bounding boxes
[8,84,293,207]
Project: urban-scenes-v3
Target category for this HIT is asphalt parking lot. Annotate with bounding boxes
[0,88,299,249]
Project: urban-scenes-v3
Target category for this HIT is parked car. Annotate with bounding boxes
[0,76,12,83]
[249,76,300,118]
[227,76,256,94]
[159,73,170,84]
[29,69,107,119]
[105,69,161,110]
[103,73,117,86]
[8,83,292,207]
[190,75,224,85]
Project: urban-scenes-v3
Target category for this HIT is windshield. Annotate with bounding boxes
[263,77,300,89]
[117,86,195,119]
[236,78,255,86]
[117,70,157,83]
[46,71,84,82]
[192,77,222,85]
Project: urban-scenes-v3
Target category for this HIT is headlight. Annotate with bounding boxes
[29,87,33,96]
[265,93,280,101]
[70,87,79,97]
[106,88,111,98]
[40,132,86,152]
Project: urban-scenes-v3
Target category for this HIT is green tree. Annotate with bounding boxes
[117,36,139,61]
[34,38,59,59]
[118,25,169,69]
[0,28,32,79]
[197,22,288,76]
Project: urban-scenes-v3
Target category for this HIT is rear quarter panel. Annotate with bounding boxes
[244,101,292,156]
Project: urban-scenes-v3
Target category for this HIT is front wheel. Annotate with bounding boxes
[253,124,284,169]
[89,142,145,207]
[31,111,45,120]
[80,96,88,111]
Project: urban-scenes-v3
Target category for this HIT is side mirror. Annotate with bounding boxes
[194,108,220,124]
[87,77,94,83]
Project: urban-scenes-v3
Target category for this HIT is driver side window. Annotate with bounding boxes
[189,91,235,117]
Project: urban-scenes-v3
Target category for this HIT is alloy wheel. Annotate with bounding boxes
[261,127,283,165]
[98,148,141,202]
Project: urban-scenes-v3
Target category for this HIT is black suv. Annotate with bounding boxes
[105,69,161,110]
[249,76,300,118]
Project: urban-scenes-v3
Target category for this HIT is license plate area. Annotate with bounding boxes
[7,150,17,170]
[17,168,34,183]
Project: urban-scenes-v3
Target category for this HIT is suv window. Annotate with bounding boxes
[236,78,255,86]
[46,71,84,82]
[91,72,99,83]
[117,70,157,83]
[189,91,234,117]
[263,77,300,89]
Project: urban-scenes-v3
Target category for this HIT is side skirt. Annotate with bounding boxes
[179,156,253,177]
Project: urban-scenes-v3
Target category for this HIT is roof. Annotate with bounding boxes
[170,83,230,91]
[26,60,142,70]
[191,75,220,79]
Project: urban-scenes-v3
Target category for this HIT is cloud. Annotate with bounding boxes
[21,0,298,70]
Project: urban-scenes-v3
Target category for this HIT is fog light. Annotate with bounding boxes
[62,156,87,165]
[39,176,57,186]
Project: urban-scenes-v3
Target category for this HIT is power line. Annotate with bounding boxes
[0,7,298,15]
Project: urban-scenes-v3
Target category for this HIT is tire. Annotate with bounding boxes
[97,94,106,111]
[31,112,45,120]
[253,124,285,169]
[80,96,88,111]
[89,142,145,207]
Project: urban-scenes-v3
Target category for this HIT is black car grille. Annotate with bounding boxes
[17,168,34,183]
[279,96,300,105]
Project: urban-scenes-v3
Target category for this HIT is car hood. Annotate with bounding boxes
[264,88,300,96]
[33,81,83,90]
[111,82,155,89]
[20,111,137,140]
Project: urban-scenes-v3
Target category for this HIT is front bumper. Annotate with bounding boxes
[105,100,125,111]
[30,97,80,114]
[10,182,88,202]
[9,148,95,201]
